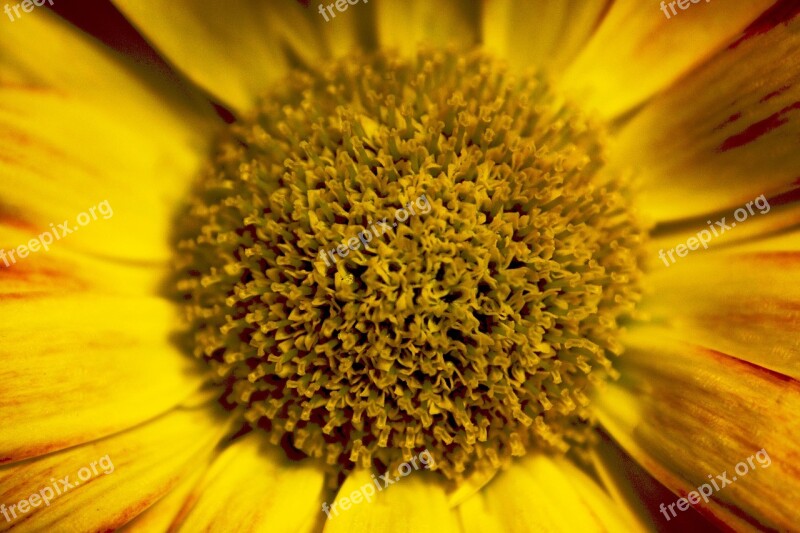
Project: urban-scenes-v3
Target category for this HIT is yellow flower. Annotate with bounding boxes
[1,1,799,532]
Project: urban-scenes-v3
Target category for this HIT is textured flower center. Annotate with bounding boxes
[174,49,645,483]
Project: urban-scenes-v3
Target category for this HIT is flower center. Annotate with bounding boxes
[174,49,645,483]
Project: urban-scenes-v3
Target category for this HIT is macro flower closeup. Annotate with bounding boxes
[1,0,800,531]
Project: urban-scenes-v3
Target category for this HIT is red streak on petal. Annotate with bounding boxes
[717,102,800,152]
[740,251,800,266]
[0,214,38,234]
[0,292,54,300]
[700,346,800,385]
[713,112,742,131]
[728,0,800,49]
[766,179,800,208]
[760,84,792,103]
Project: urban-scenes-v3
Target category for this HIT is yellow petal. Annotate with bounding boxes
[0,90,202,263]
[559,0,774,118]
[0,11,215,262]
[728,224,800,254]
[646,192,800,259]
[175,434,325,533]
[112,0,326,113]
[482,0,610,74]
[596,328,800,531]
[590,432,700,531]
[0,405,229,532]
[0,295,204,465]
[446,467,498,508]
[323,468,459,533]
[0,11,212,133]
[122,458,208,533]
[454,490,505,533]
[376,0,478,56]
[610,6,800,221]
[645,239,800,379]
[475,454,637,532]
[316,0,378,58]
[0,222,168,297]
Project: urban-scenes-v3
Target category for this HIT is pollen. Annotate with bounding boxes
[174,49,646,483]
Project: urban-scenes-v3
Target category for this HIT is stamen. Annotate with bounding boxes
[174,49,646,482]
